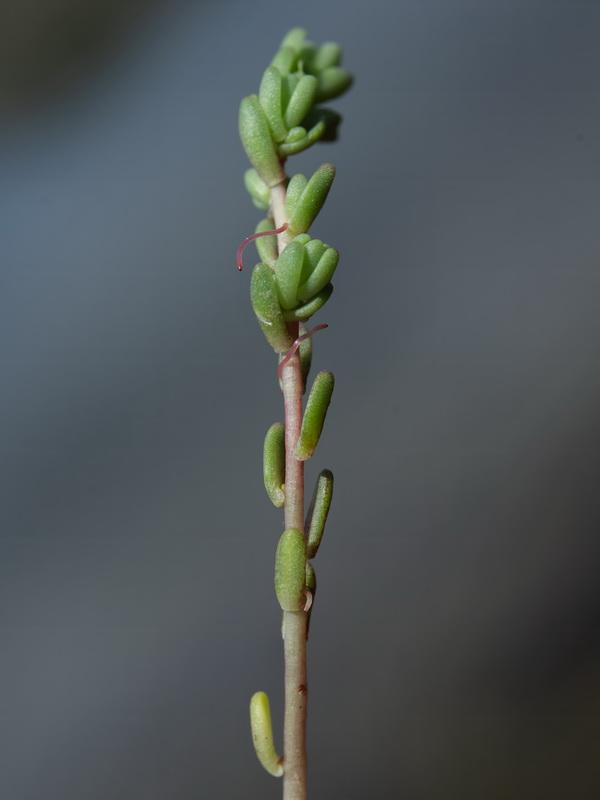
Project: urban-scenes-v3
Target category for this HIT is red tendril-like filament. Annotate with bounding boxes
[278,324,329,381]
[236,223,289,271]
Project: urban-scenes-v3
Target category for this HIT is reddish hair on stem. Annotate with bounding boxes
[237,223,289,271]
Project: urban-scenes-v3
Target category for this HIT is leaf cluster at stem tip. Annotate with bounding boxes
[239,27,353,351]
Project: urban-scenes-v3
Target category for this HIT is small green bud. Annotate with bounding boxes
[274,239,306,310]
[287,164,336,238]
[263,422,285,508]
[239,95,285,188]
[285,174,308,218]
[312,43,343,72]
[284,74,318,129]
[297,246,339,301]
[315,66,353,103]
[274,528,306,611]
[278,117,327,156]
[285,126,307,144]
[250,692,283,777]
[281,283,333,322]
[250,263,294,353]
[294,371,334,460]
[244,169,270,210]
[306,469,334,559]
[254,218,278,267]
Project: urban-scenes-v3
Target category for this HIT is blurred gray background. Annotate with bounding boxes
[1,1,600,798]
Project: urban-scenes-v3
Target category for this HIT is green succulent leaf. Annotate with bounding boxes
[285,126,307,144]
[263,422,285,508]
[306,469,334,559]
[284,74,318,129]
[294,371,335,460]
[254,218,278,267]
[298,43,318,72]
[287,164,336,238]
[259,67,288,143]
[280,27,307,53]
[250,692,283,777]
[312,42,343,72]
[239,95,286,188]
[285,174,308,218]
[277,118,327,156]
[315,66,353,103]
[270,46,296,76]
[250,263,295,353]
[274,239,306,310]
[281,72,301,108]
[281,283,333,322]
[297,246,339,301]
[274,528,306,611]
[303,238,327,270]
[244,169,270,211]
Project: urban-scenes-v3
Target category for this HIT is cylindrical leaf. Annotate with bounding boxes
[298,43,318,72]
[274,528,306,611]
[254,218,278,267]
[250,692,283,777]
[297,247,339,301]
[282,283,333,322]
[244,169,270,210]
[259,67,288,143]
[250,263,294,353]
[285,174,308,218]
[274,240,306,310]
[287,164,336,237]
[271,46,296,76]
[280,27,307,52]
[303,238,327,272]
[315,66,353,103]
[306,469,334,559]
[263,422,285,508]
[284,74,318,129]
[294,371,334,460]
[239,96,285,188]
[312,42,342,72]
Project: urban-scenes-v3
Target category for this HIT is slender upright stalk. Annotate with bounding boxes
[281,328,307,799]
[240,26,352,799]
[275,174,308,797]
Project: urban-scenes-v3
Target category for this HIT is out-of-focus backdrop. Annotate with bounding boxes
[1,2,600,798]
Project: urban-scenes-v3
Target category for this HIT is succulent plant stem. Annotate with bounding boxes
[275,178,308,800]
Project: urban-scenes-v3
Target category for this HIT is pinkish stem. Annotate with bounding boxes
[271,177,309,800]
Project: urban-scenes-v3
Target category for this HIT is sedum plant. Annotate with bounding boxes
[237,27,352,800]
